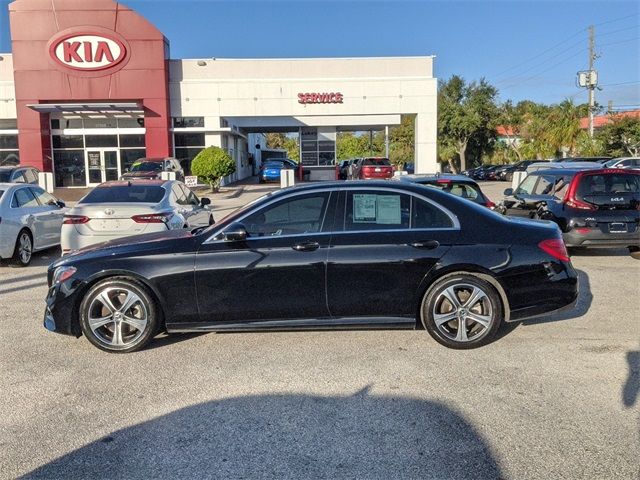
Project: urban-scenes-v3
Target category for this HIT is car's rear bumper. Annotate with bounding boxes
[563,229,640,248]
[0,233,14,259]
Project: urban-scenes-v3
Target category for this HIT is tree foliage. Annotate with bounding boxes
[191,146,236,192]
[265,133,300,161]
[596,116,640,157]
[438,75,498,172]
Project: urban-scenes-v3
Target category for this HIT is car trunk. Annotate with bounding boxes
[361,165,393,178]
[71,203,164,236]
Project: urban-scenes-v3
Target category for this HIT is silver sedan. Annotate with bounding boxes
[0,183,66,266]
[60,180,213,255]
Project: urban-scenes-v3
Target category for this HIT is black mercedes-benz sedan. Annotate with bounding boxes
[45,181,578,353]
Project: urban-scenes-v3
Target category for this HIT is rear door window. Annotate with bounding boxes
[11,187,39,208]
[345,190,410,231]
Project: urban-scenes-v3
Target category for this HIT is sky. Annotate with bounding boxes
[1,0,638,109]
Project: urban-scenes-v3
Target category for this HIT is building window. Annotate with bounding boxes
[85,135,118,148]
[117,117,145,128]
[0,119,17,129]
[54,150,86,187]
[120,149,146,173]
[119,134,145,148]
[83,117,118,129]
[50,118,83,129]
[172,117,204,128]
[0,135,18,150]
[52,135,84,149]
[174,132,205,147]
[0,151,19,166]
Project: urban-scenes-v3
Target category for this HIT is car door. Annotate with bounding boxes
[29,187,65,247]
[326,188,458,318]
[11,187,49,249]
[193,191,336,325]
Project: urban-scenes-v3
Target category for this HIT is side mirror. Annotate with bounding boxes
[223,222,247,242]
[56,200,66,208]
[200,197,211,206]
[503,188,514,196]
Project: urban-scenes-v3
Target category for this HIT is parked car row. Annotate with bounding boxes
[0,179,212,266]
[463,157,639,182]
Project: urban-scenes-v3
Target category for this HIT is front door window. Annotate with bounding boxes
[87,150,120,185]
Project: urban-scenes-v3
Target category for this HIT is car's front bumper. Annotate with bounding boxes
[43,277,83,337]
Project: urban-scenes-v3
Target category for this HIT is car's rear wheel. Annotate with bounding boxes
[10,229,33,267]
[79,278,159,353]
[421,275,502,349]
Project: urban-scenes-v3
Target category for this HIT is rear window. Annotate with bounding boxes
[424,181,483,202]
[80,185,166,204]
[264,162,285,168]
[362,158,390,166]
[576,173,640,200]
[131,162,162,172]
[0,190,4,199]
[0,171,11,182]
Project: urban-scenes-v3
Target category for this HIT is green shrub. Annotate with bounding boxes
[190,147,236,192]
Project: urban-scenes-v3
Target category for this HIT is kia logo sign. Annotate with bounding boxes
[298,92,344,104]
[48,29,129,73]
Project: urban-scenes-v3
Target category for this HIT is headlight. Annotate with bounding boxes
[52,266,77,285]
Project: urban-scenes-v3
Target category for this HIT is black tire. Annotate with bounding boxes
[79,277,160,353]
[628,246,639,253]
[9,229,33,267]
[421,274,502,349]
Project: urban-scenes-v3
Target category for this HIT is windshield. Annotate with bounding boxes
[424,182,484,203]
[0,171,11,182]
[603,159,620,168]
[264,162,285,168]
[80,185,167,204]
[131,162,163,172]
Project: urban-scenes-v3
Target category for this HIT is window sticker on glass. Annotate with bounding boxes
[376,195,401,224]
[353,194,377,222]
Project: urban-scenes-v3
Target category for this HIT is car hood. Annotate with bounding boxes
[52,229,198,268]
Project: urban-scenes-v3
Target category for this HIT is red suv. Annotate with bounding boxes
[353,157,394,180]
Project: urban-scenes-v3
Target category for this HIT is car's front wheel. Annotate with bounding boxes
[421,274,502,349]
[79,278,160,353]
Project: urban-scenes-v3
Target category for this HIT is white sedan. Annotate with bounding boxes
[0,183,66,266]
[61,180,213,255]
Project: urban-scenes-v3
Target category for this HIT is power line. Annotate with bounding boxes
[599,37,640,47]
[499,49,587,91]
[600,81,640,87]
[593,13,638,27]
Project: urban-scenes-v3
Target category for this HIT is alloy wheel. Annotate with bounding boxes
[87,287,149,348]
[432,283,493,343]
[18,232,32,265]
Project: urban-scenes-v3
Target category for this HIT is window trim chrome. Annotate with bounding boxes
[203,185,460,244]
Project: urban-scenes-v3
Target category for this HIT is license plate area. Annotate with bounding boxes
[92,219,122,231]
[609,222,628,233]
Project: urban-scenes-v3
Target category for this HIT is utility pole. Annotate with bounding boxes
[587,25,596,137]
[577,26,598,138]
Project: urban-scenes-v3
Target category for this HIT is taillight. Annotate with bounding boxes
[63,215,89,224]
[565,198,596,210]
[485,199,495,209]
[538,238,570,262]
[131,212,173,223]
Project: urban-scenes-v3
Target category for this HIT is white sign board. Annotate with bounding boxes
[185,176,198,187]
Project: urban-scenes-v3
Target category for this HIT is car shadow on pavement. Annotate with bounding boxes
[521,268,592,326]
[622,350,640,408]
[23,390,503,480]
[144,332,207,350]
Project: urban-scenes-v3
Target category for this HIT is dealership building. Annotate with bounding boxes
[0,0,438,188]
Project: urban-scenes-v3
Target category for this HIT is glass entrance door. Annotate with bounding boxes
[86,149,120,185]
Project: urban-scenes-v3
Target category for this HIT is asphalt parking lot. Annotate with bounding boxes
[0,180,638,479]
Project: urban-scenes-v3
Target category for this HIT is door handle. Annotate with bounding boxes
[409,240,440,249]
[292,241,320,252]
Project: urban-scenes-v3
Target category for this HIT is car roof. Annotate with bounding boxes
[530,168,601,176]
[400,174,476,183]
[97,180,167,187]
